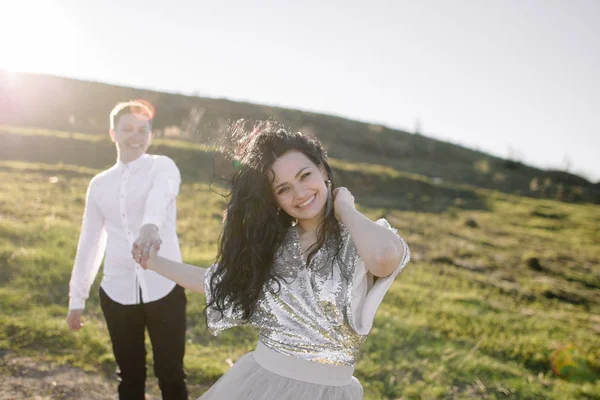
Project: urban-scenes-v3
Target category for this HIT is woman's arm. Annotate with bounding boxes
[334,187,404,277]
[144,253,207,294]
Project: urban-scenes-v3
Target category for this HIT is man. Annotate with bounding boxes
[67,100,188,399]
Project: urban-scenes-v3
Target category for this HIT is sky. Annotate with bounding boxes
[1,0,598,181]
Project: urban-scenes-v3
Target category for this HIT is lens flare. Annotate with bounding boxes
[130,99,155,121]
[551,344,598,383]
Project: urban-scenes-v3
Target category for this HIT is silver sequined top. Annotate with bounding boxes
[204,218,410,366]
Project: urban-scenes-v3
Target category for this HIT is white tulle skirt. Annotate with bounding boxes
[198,341,363,399]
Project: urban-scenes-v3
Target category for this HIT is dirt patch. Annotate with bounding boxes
[0,352,207,399]
[0,353,117,400]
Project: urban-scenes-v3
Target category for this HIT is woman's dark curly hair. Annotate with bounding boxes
[207,120,343,320]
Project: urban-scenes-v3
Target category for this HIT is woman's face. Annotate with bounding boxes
[270,150,328,224]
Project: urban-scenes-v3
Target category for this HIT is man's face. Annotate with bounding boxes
[111,113,152,161]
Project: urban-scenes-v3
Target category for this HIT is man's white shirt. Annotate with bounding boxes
[69,154,182,310]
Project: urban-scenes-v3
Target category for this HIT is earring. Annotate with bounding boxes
[325,180,333,217]
[277,207,281,215]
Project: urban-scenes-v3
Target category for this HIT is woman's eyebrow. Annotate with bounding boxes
[273,166,310,190]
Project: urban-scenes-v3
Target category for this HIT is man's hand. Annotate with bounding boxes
[66,309,84,330]
[132,224,161,269]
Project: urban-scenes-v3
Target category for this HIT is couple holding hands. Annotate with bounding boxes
[67,101,410,400]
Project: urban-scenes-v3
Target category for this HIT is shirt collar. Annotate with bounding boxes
[117,153,150,173]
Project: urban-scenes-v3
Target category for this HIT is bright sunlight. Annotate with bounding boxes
[0,1,81,73]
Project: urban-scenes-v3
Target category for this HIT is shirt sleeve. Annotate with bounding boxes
[203,264,248,336]
[141,156,181,229]
[69,179,108,310]
[348,218,410,335]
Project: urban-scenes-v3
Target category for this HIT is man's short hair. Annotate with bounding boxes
[110,100,154,130]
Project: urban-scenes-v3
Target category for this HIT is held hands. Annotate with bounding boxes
[132,224,161,270]
[66,309,84,330]
[332,187,356,222]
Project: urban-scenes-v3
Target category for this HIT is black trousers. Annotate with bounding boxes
[100,285,188,400]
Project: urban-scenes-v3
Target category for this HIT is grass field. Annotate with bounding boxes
[0,127,599,399]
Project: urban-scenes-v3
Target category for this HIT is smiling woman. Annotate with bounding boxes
[139,120,411,400]
[0,2,81,74]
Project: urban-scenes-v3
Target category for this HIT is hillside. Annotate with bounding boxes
[1,69,598,204]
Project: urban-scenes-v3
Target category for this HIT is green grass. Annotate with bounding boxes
[1,132,599,399]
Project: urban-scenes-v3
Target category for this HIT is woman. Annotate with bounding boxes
[133,120,410,399]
